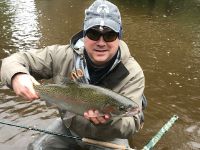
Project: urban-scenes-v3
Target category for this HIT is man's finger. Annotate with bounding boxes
[90,117,100,124]
[104,114,110,119]
[97,116,107,124]
[22,86,38,100]
[84,112,90,119]
[88,110,100,124]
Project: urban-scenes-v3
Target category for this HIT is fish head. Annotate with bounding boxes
[115,104,140,117]
[103,104,139,117]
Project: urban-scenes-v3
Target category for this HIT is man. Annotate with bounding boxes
[1,0,147,149]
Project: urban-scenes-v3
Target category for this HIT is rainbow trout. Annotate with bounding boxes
[34,81,140,117]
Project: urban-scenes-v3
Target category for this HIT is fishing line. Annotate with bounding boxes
[0,120,133,150]
[0,120,81,140]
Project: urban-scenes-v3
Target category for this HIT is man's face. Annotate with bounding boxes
[84,27,119,66]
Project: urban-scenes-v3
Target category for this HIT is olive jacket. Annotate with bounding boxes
[1,31,146,140]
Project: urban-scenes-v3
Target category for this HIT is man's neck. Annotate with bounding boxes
[84,50,118,84]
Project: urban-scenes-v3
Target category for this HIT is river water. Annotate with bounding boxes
[0,0,199,150]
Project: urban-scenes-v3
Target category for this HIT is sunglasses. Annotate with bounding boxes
[85,28,119,42]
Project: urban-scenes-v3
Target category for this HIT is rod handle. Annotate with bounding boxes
[82,138,127,150]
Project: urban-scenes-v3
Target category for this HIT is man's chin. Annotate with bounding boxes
[93,59,109,66]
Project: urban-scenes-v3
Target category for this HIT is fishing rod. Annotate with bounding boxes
[0,115,178,150]
[0,120,134,150]
[141,115,179,150]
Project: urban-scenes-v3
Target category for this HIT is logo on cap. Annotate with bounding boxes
[97,4,109,27]
[97,4,109,14]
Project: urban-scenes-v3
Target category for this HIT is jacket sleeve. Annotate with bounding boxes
[0,45,61,87]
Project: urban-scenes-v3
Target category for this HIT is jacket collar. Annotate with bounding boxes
[97,62,129,89]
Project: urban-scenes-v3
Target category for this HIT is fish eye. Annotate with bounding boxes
[119,105,125,111]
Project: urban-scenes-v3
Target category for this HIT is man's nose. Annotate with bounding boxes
[96,36,106,46]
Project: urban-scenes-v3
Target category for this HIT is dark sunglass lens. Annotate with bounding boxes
[86,29,101,41]
[103,32,118,42]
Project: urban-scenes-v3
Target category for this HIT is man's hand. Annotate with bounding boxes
[12,73,40,101]
[84,110,110,125]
